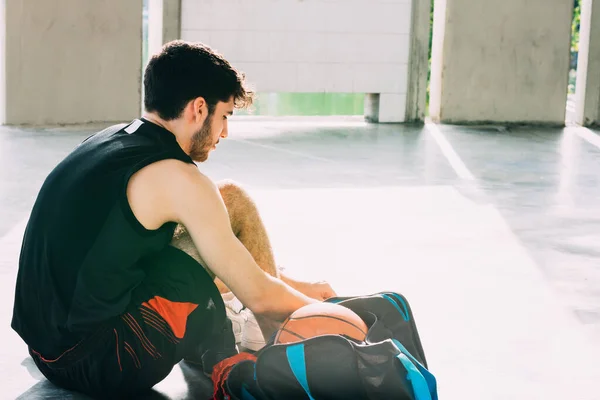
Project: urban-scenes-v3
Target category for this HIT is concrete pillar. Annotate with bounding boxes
[148,0,181,58]
[405,0,431,123]
[0,0,7,125]
[364,94,380,123]
[363,0,430,124]
[1,0,143,125]
[364,93,408,123]
[148,0,165,58]
[430,0,573,125]
[162,0,182,44]
[575,0,600,126]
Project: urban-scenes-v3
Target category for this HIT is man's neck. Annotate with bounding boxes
[142,112,171,131]
[142,112,189,154]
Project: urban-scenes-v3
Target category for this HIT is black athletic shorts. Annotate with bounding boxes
[29,247,234,399]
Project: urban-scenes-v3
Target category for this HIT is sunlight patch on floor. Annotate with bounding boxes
[250,185,600,400]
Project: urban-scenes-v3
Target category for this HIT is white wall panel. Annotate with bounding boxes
[181,0,415,121]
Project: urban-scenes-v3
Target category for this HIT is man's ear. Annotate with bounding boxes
[191,97,208,123]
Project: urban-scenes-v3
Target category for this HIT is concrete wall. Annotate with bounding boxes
[576,0,600,126]
[0,0,6,124]
[180,0,415,122]
[430,0,574,125]
[2,0,143,125]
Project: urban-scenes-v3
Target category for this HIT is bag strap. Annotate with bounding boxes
[393,339,438,400]
[396,353,432,400]
[285,344,316,400]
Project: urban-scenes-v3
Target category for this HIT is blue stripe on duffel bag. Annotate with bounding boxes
[241,383,257,400]
[381,293,409,321]
[286,344,316,400]
[397,353,432,400]
[393,339,438,400]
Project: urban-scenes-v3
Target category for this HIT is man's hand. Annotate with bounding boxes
[280,273,337,301]
[297,281,337,301]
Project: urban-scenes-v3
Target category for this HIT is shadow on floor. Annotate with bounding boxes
[14,358,215,400]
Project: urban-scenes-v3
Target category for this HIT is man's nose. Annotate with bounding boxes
[221,120,229,138]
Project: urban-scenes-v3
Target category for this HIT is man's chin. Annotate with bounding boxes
[191,153,209,163]
[190,146,214,163]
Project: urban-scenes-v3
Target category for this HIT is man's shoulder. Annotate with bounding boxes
[140,157,203,179]
[131,158,215,198]
[127,158,218,228]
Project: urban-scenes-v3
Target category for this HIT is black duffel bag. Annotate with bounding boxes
[221,292,438,400]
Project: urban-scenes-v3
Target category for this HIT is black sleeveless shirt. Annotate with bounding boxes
[11,118,194,358]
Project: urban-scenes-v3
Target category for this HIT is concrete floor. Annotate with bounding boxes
[1,117,600,399]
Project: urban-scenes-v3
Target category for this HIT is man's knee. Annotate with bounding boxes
[217,179,251,206]
[217,180,258,227]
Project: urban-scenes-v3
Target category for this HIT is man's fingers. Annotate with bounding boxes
[320,283,337,299]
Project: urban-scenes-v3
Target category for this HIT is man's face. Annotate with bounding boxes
[189,98,234,162]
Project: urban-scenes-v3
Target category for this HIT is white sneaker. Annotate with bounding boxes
[222,292,266,352]
[240,308,266,351]
[222,292,245,344]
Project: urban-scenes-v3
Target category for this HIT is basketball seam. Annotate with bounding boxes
[288,315,367,336]
[279,327,306,341]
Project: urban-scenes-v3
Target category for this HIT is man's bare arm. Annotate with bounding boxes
[160,161,316,321]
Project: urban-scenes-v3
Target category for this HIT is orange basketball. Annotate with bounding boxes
[274,302,368,345]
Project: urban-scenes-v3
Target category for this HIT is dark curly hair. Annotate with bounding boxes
[143,40,254,120]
